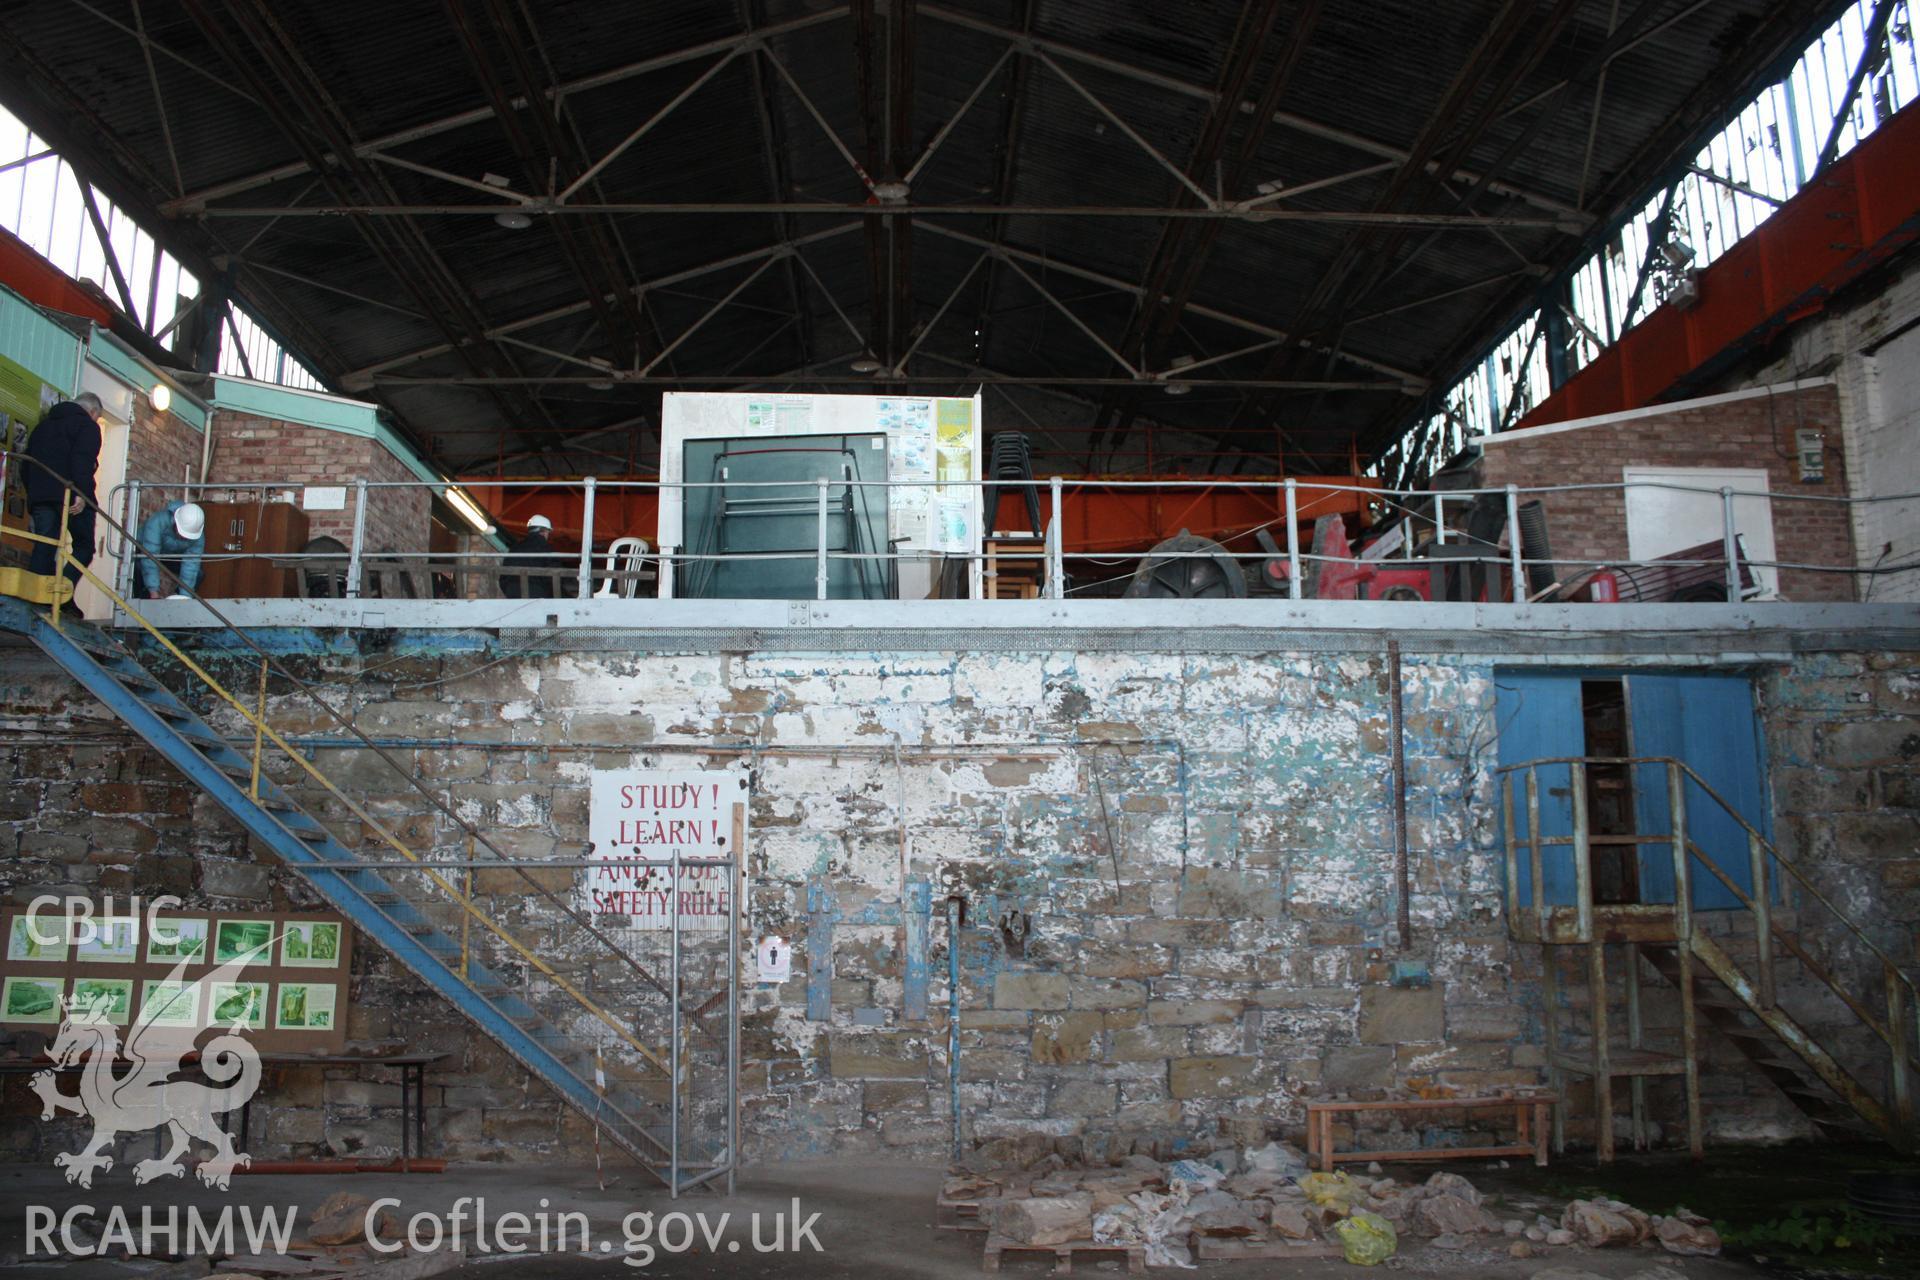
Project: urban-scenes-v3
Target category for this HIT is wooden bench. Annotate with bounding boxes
[1304,1093,1555,1171]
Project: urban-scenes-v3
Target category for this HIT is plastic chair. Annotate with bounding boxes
[594,536,651,598]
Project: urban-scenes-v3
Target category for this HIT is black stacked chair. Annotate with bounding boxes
[980,432,1043,536]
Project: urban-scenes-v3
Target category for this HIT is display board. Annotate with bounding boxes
[585,769,747,931]
[659,392,983,599]
[0,907,353,1055]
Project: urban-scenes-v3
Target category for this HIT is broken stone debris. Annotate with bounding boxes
[1653,1207,1722,1256]
[952,1144,1719,1267]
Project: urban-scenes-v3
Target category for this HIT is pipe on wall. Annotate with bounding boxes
[1389,638,1410,950]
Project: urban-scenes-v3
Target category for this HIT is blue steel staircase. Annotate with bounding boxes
[0,597,706,1187]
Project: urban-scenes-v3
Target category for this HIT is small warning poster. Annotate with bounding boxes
[585,770,746,930]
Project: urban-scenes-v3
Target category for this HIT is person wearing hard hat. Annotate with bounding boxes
[502,513,563,598]
[134,500,206,599]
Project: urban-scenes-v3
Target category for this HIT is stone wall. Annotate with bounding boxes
[2,639,1914,1166]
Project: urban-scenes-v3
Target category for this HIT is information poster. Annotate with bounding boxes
[0,907,351,1054]
[586,770,747,931]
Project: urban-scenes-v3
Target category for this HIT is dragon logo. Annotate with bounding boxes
[30,950,267,1191]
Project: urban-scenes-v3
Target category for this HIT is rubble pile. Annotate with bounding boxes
[947,1142,1721,1269]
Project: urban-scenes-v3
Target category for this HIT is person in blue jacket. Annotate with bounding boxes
[135,500,206,599]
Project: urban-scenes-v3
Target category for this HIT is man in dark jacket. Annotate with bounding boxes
[501,513,565,599]
[24,392,103,585]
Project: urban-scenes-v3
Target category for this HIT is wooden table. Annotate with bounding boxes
[2,1050,449,1166]
[1304,1093,1556,1171]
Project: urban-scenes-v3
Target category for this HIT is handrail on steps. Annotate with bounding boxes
[1497,752,1918,1127]
[0,449,702,1081]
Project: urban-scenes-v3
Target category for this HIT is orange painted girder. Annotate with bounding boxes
[1517,100,1920,429]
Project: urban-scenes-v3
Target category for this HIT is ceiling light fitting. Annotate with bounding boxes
[443,485,496,535]
[494,209,533,230]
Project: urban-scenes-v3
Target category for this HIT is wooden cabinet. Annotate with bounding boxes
[196,499,309,598]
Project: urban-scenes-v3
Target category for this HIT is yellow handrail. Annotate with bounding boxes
[63,551,673,1080]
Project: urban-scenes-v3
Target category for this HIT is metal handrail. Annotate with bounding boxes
[1496,753,1918,1003]
[0,451,710,1076]
[101,467,1920,604]
[1501,752,1917,1126]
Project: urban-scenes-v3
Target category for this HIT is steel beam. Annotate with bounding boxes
[78,180,140,317]
[337,224,859,386]
[159,8,849,212]
[560,48,744,201]
[894,251,988,374]
[1814,0,1897,175]
[371,371,1400,390]
[1035,51,1218,209]
[916,2,1591,223]
[995,253,1140,378]
[185,200,1576,228]
[637,253,785,376]
[128,0,186,198]
[240,261,428,320]
[739,0,815,369]
[922,223,1425,386]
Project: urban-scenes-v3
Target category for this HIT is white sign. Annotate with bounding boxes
[586,769,747,930]
[756,935,791,983]
[301,486,348,511]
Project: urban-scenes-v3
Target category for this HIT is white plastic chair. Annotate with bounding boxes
[594,536,651,598]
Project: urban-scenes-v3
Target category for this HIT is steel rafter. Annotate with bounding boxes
[739,0,816,371]
[1229,0,1585,461]
[180,0,559,450]
[158,8,850,213]
[922,223,1425,387]
[1086,0,1317,469]
[184,201,1578,227]
[337,225,861,387]
[441,0,658,372]
[1367,0,1851,471]
[916,3,1591,222]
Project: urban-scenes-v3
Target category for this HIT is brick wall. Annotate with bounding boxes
[122,399,201,496]
[1473,383,1854,601]
[200,411,429,553]
[4,639,1913,1164]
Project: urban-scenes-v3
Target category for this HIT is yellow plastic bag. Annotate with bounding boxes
[1334,1210,1397,1266]
[1301,1171,1367,1212]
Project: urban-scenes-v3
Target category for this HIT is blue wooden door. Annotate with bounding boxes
[1495,671,1583,908]
[1627,673,1770,910]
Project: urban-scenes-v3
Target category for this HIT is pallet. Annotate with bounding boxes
[982,1234,1145,1274]
[1192,1234,1342,1261]
[938,1196,990,1232]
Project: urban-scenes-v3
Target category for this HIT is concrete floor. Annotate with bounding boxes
[0,1157,1782,1278]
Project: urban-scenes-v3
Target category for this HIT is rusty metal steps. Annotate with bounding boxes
[1641,942,1897,1146]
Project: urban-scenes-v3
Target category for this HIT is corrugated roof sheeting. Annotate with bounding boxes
[0,0,1857,471]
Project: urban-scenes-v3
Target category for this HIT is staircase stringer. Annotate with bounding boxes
[1687,928,1896,1137]
[12,604,676,1172]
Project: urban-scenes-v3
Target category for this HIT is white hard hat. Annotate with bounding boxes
[526,514,553,531]
[173,503,205,539]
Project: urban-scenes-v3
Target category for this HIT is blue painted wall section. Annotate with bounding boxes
[805,874,932,1021]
